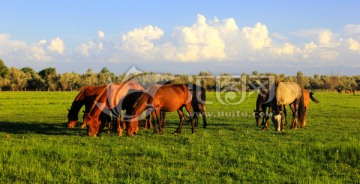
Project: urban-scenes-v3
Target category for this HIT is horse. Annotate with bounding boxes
[67,85,111,129]
[270,81,306,132]
[83,81,144,137]
[188,84,207,128]
[344,89,355,95]
[256,89,320,129]
[254,89,288,129]
[127,84,194,136]
[301,89,320,127]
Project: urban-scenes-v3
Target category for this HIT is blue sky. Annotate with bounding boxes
[1,0,360,75]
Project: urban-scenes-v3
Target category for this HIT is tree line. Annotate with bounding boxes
[0,59,359,92]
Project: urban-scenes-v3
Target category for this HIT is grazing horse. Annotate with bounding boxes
[188,84,207,128]
[67,85,110,129]
[127,84,194,136]
[256,89,320,129]
[84,81,144,137]
[270,82,306,132]
[254,89,288,129]
[344,89,355,95]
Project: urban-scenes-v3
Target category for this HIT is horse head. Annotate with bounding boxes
[84,113,100,137]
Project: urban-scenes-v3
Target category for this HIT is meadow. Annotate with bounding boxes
[0,91,359,183]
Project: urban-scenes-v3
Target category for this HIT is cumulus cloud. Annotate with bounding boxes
[348,38,360,51]
[0,34,51,62]
[2,14,360,69]
[121,25,164,59]
[47,38,65,54]
[168,14,226,61]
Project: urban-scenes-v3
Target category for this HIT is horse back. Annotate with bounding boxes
[276,82,302,105]
[154,84,191,111]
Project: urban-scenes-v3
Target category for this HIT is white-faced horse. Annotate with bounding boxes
[270,82,306,132]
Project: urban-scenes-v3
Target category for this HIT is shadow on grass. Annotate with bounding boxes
[0,121,84,136]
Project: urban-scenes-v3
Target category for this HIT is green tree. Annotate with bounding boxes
[7,67,31,91]
[39,67,58,91]
[0,59,9,78]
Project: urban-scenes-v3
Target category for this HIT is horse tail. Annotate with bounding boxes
[309,92,320,103]
[298,89,306,127]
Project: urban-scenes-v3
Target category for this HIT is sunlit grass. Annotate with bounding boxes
[0,91,359,183]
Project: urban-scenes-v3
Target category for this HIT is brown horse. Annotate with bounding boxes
[301,89,320,127]
[84,81,144,137]
[67,85,111,129]
[270,82,306,132]
[127,84,194,136]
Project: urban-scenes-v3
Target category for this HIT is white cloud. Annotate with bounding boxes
[241,23,271,49]
[47,38,65,54]
[121,25,164,59]
[0,34,51,62]
[348,38,360,51]
[98,31,105,39]
[344,24,360,39]
[2,14,360,70]
[167,14,227,61]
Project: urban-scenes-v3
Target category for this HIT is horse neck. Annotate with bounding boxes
[69,87,88,116]
[69,99,84,116]
[88,84,111,117]
[132,93,150,116]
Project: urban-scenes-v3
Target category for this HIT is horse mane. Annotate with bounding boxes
[75,86,89,101]
[88,83,112,114]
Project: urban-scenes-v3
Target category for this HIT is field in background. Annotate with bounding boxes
[0,91,359,183]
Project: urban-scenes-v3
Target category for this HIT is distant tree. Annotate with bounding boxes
[97,67,115,85]
[296,71,310,88]
[58,72,81,91]
[198,71,216,91]
[0,59,9,78]
[39,67,58,91]
[7,67,31,91]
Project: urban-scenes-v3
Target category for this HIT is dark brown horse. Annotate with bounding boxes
[127,84,194,136]
[188,84,207,128]
[270,82,306,132]
[84,81,144,137]
[67,85,111,129]
[254,89,287,129]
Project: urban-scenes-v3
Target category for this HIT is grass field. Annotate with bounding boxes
[0,91,359,183]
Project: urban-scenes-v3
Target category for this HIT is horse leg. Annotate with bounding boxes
[161,111,166,129]
[201,104,207,128]
[174,108,185,134]
[262,107,270,130]
[151,109,162,134]
[194,112,199,128]
[279,105,285,131]
[184,103,195,134]
[289,103,296,129]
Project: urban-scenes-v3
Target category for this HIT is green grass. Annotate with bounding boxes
[0,91,360,183]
